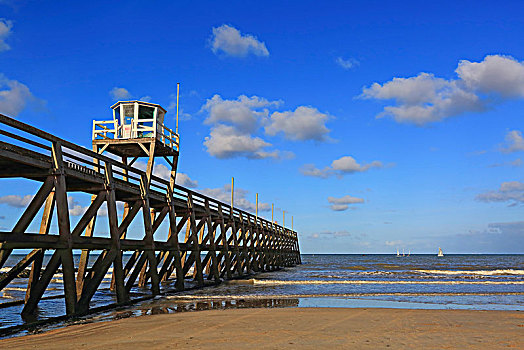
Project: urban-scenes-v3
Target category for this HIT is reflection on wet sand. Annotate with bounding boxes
[107,297,300,321]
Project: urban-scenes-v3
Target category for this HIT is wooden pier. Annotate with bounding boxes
[0,109,301,319]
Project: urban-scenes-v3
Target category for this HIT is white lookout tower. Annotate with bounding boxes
[92,89,180,184]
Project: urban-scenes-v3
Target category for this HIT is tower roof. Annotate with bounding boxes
[110,100,167,114]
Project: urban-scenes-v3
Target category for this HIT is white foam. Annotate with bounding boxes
[415,269,524,276]
[251,279,524,286]
[167,291,524,300]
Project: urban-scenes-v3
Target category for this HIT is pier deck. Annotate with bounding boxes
[0,113,300,320]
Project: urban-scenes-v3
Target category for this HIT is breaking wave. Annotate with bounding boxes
[414,269,524,276]
[251,279,524,286]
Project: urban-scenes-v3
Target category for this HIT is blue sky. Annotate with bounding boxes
[0,0,523,253]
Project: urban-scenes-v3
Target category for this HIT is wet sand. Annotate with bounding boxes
[2,308,523,349]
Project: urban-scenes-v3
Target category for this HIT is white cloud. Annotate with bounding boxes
[488,158,522,168]
[332,156,383,173]
[361,55,524,125]
[329,204,349,211]
[328,195,364,204]
[201,184,270,213]
[501,130,524,153]
[456,55,524,97]
[300,164,331,179]
[200,94,284,159]
[176,173,198,188]
[209,24,269,57]
[110,87,131,100]
[202,94,279,133]
[0,194,33,207]
[336,57,359,70]
[301,155,383,178]
[67,196,88,216]
[0,74,43,117]
[265,106,332,141]
[476,181,524,205]
[0,19,13,52]
[309,230,352,239]
[201,94,331,159]
[327,195,364,211]
[362,73,483,125]
[204,124,279,159]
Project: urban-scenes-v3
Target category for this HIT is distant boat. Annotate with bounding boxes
[408,250,411,257]
[402,248,405,257]
[437,247,444,257]
[396,249,400,257]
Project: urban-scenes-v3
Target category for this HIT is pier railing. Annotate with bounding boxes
[0,113,301,319]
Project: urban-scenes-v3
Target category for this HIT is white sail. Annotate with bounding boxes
[438,247,444,257]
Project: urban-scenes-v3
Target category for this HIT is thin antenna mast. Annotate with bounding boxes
[256,193,258,220]
[231,177,234,212]
[176,83,180,135]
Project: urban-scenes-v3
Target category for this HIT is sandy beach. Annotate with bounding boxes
[2,307,522,349]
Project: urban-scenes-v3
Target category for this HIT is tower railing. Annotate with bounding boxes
[92,117,180,151]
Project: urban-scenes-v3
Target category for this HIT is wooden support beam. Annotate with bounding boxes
[186,193,204,286]
[203,199,220,282]
[22,251,61,316]
[52,141,77,315]
[217,203,232,279]
[117,200,143,237]
[105,163,127,303]
[25,190,55,301]
[139,174,160,294]
[71,191,106,236]
[13,175,55,234]
[0,249,38,290]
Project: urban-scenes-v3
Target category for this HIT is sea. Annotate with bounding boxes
[0,254,523,337]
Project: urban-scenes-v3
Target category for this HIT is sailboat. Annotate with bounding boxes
[402,248,405,257]
[437,247,444,257]
[408,250,411,257]
[396,249,400,257]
